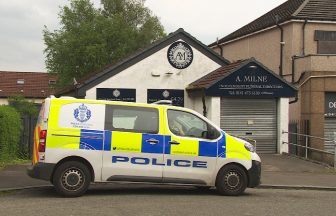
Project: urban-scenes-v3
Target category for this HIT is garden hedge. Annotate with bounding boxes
[0,106,21,161]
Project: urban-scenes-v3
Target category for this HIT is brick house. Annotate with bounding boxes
[0,71,57,105]
[210,0,336,163]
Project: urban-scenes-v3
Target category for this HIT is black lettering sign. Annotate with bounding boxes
[96,88,136,102]
[147,89,184,107]
[205,63,296,98]
[325,93,336,117]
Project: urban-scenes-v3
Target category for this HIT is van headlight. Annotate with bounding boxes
[244,142,256,152]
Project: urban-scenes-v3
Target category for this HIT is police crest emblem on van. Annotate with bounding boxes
[74,104,92,122]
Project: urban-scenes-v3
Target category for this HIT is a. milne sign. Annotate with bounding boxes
[206,63,297,98]
[325,92,336,117]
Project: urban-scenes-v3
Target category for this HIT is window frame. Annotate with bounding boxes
[166,108,221,141]
[105,105,160,134]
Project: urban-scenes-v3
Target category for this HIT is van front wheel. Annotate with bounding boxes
[216,164,247,196]
[53,161,91,197]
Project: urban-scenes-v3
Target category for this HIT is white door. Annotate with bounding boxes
[163,109,222,185]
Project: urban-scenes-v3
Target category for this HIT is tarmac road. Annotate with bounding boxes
[0,184,335,216]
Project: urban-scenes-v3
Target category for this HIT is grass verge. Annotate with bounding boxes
[0,159,30,170]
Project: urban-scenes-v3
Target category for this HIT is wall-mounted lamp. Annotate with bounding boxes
[165,71,174,75]
[151,71,160,77]
[249,65,257,69]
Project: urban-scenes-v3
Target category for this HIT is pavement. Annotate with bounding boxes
[1,187,336,216]
[0,154,336,191]
[259,154,336,188]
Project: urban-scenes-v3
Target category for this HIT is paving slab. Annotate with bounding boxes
[0,164,50,189]
[260,154,336,187]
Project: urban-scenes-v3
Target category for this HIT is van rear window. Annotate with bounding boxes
[37,102,45,125]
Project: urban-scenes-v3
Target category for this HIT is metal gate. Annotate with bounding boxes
[324,118,336,153]
[220,98,277,153]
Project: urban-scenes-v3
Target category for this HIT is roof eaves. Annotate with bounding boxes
[203,59,253,89]
[187,59,252,90]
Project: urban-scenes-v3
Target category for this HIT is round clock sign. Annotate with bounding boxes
[167,41,193,69]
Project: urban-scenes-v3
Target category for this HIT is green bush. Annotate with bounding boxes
[8,95,38,116]
[0,106,21,161]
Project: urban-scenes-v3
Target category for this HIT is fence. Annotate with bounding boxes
[288,120,309,156]
[282,131,336,170]
[19,115,37,159]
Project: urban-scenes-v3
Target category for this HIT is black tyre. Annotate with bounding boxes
[53,161,91,197]
[216,164,247,196]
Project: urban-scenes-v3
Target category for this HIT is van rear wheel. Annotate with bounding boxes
[216,164,247,196]
[53,161,91,197]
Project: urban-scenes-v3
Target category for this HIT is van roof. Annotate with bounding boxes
[49,96,182,109]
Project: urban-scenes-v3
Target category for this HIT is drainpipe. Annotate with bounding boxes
[291,55,298,83]
[289,96,298,104]
[289,56,299,104]
[289,20,308,104]
[302,19,308,55]
[202,90,207,117]
[277,24,284,77]
[275,15,284,77]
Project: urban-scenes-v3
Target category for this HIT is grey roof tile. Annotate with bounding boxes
[210,0,336,46]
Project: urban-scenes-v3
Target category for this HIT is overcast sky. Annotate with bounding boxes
[0,0,286,72]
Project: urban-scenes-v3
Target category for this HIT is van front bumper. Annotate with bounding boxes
[247,160,261,188]
[27,163,55,181]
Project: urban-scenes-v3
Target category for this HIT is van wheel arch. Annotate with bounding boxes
[51,156,95,184]
[215,163,249,187]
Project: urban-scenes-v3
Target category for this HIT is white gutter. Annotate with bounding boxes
[299,75,336,88]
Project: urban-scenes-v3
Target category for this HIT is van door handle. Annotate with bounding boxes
[146,138,159,145]
[169,140,180,145]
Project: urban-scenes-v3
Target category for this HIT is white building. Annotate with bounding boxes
[58,28,296,154]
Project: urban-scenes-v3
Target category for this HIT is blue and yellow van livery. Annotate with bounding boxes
[28,97,261,197]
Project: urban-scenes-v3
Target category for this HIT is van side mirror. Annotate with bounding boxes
[205,126,219,140]
[207,130,215,139]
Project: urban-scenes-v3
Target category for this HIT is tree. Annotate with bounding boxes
[44,0,165,86]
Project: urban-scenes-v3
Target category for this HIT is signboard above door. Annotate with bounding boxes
[325,92,336,117]
[96,88,136,102]
[147,89,184,107]
[205,62,297,98]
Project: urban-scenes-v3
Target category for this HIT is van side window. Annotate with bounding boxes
[105,105,159,134]
[167,109,220,140]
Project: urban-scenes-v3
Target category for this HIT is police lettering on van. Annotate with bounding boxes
[27,97,261,197]
[112,156,208,168]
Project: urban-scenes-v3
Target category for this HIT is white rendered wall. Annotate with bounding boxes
[85,40,222,109]
[207,97,221,127]
[0,99,8,105]
[278,98,289,154]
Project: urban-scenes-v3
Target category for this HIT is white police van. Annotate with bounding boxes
[28,97,261,197]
